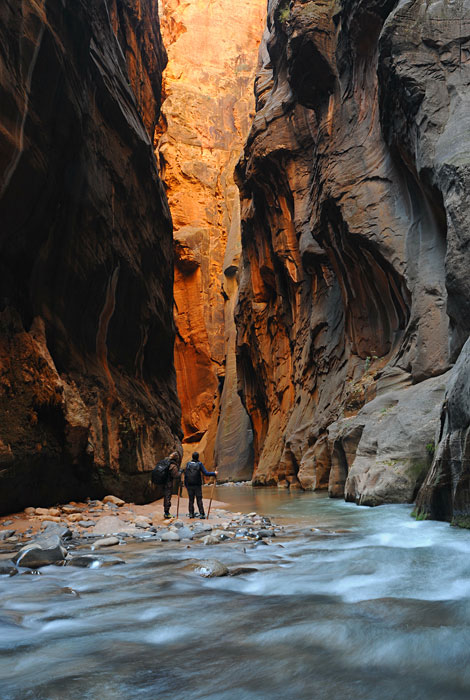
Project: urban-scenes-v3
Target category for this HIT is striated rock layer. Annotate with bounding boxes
[0,0,181,514]
[158,0,264,477]
[236,0,470,511]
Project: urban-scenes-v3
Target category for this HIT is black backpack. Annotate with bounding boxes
[151,458,170,485]
[185,461,201,486]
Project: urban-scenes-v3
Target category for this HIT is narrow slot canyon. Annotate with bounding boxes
[156,0,266,480]
[2,1,470,696]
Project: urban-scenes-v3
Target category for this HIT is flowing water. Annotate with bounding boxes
[2,487,470,699]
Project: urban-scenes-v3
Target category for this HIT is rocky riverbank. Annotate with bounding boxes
[0,495,284,577]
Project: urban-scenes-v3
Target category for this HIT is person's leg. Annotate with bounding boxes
[187,486,195,517]
[164,481,172,516]
[196,485,205,517]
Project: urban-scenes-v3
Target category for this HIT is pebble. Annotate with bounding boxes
[185,559,228,578]
[212,530,235,540]
[0,560,17,576]
[67,555,124,568]
[61,506,84,515]
[202,535,219,545]
[93,537,120,548]
[177,527,194,540]
[103,495,125,507]
[2,520,13,526]
[134,516,151,529]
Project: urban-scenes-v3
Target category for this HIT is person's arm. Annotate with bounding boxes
[169,462,181,479]
[200,462,217,478]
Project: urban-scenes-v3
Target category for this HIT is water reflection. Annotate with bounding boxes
[1,488,470,699]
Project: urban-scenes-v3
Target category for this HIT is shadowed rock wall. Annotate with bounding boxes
[236,0,470,509]
[157,0,264,478]
[0,0,181,514]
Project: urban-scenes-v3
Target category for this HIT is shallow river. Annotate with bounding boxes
[2,487,470,700]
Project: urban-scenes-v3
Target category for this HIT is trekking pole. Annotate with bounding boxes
[207,476,217,519]
[176,480,182,518]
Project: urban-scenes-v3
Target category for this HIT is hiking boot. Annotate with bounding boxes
[164,512,172,519]
[188,513,195,519]
[198,514,206,519]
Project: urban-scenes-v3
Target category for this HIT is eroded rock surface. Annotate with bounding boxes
[157,0,265,476]
[235,0,470,506]
[0,0,180,514]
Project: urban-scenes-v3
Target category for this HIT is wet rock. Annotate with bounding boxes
[193,523,212,533]
[257,529,274,539]
[41,523,72,540]
[172,520,185,528]
[103,496,125,507]
[77,520,95,528]
[212,530,235,540]
[93,537,120,548]
[67,555,124,568]
[184,559,228,578]
[14,535,67,568]
[0,530,15,541]
[202,535,220,546]
[161,530,181,542]
[92,517,137,536]
[177,527,194,540]
[0,560,17,576]
[228,567,258,577]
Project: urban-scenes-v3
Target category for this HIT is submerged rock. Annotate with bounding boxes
[93,537,120,548]
[0,560,17,576]
[184,559,229,578]
[202,535,220,546]
[67,555,124,568]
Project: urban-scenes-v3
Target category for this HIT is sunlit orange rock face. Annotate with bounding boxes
[158,0,265,478]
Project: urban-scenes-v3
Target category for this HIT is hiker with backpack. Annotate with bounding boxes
[151,451,182,519]
[184,451,217,519]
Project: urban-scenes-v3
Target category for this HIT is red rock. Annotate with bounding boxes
[0,0,180,514]
[158,0,265,474]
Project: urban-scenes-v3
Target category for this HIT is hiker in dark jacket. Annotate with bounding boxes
[184,452,217,519]
[163,451,182,519]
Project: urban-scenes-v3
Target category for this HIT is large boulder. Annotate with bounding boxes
[14,535,67,568]
[415,339,470,525]
[328,373,449,505]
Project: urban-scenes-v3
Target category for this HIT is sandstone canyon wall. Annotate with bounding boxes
[157,0,265,479]
[0,0,181,514]
[236,0,470,517]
